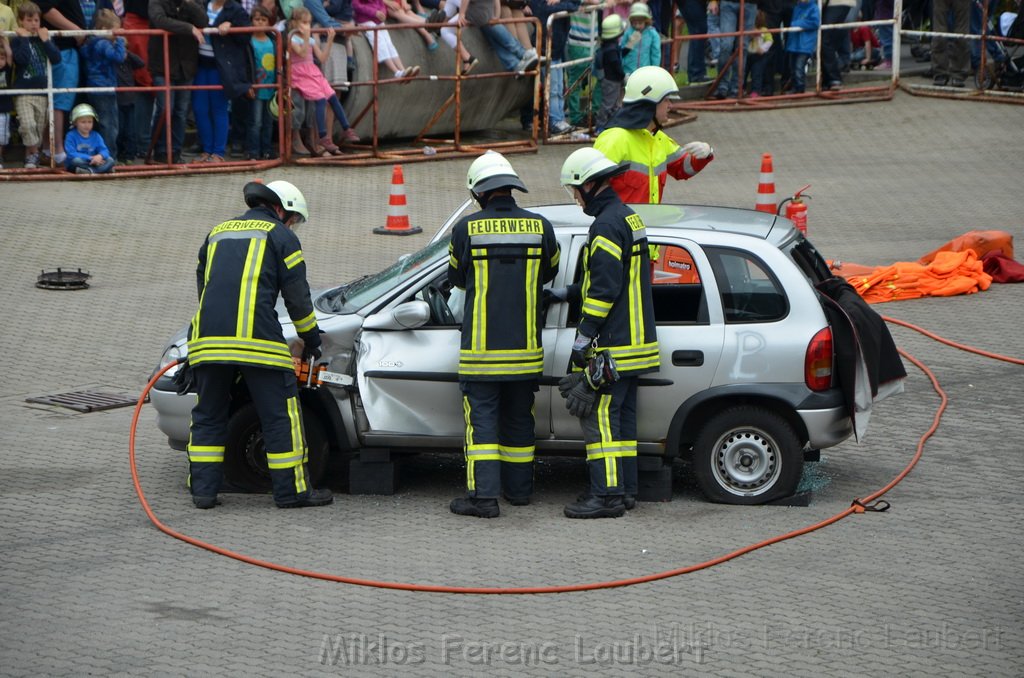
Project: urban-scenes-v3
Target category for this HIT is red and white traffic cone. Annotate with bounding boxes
[755,153,777,214]
[374,164,423,236]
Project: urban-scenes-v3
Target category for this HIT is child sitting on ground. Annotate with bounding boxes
[289,6,361,155]
[850,23,882,69]
[785,0,820,93]
[64,103,115,174]
[81,9,127,156]
[10,1,61,169]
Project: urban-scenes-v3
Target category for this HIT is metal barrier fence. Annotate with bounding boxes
[0,16,543,179]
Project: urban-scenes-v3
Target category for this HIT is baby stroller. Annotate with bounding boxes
[976,2,1024,90]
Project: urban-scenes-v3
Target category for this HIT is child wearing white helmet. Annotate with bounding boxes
[64,102,115,174]
[621,1,660,76]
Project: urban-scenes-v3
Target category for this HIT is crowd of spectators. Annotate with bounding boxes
[0,0,1008,170]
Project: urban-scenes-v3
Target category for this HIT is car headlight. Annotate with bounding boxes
[159,344,186,376]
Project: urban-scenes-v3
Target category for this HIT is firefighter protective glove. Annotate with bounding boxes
[571,333,593,369]
[543,287,569,304]
[559,373,597,418]
[299,330,322,361]
[681,141,713,159]
[172,359,194,396]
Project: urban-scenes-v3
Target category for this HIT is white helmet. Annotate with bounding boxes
[622,65,680,104]
[601,14,625,40]
[243,179,309,222]
[70,102,99,124]
[628,1,652,20]
[560,147,626,188]
[466,150,527,195]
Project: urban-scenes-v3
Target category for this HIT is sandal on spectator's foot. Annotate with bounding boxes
[460,57,479,74]
[206,154,225,163]
[198,152,211,162]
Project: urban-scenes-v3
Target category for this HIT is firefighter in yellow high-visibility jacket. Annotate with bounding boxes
[448,152,561,518]
[184,180,333,510]
[593,66,714,205]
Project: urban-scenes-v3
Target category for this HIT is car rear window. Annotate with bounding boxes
[705,247,789,323]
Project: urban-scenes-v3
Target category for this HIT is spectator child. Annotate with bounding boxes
[351,0,420,79]
[323,0,357,81]
[785,0,819,93]
[383,0,438,50]
[115,49,146,162]
[81,9,127,156]
[247,4,277,159]
[289,6,360,154]
[850,23,881,68]
[595,13,625,132]
[193,0,251,163]
[434,0,479,73]
[64,103,115,173]
[621,1,660,76]
[743,9,772,97]
[10,1,61,169]
[0,38,12,168]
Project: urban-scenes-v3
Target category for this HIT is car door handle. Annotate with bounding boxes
[672,350,704,367]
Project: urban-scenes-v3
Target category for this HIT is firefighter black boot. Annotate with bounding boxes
[192,496,221,509]
[450,496,500,518]
[276,488,334,509]
[564,494,626,519]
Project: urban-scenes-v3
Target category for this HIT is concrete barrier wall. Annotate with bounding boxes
[333,27,534,139]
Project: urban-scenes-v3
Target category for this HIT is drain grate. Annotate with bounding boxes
[26,390,139,412]
[37,268,91,290]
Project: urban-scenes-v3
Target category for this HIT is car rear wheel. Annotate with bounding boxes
[223,403,329,493]
[692,406,803,504]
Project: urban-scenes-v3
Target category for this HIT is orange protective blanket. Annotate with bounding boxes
[828,229,1013,304]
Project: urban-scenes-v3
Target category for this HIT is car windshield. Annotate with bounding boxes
[317,237,451,314]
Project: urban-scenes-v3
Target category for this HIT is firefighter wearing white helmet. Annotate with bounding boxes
[183,179,333,510]
[448,151,560,518]
[551,147,659,519]
[594,65,714,204]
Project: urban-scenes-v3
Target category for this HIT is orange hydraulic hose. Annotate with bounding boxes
[128,317,1015,594]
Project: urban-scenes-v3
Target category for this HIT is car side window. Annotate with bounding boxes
[649,242,708,325]
[705,247,788,323]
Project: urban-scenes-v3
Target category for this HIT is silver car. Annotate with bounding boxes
[151,201,857,505]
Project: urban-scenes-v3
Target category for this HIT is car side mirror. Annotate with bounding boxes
[363,300,430,330]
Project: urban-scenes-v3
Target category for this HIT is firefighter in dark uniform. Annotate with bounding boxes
[184,180,334,510]
[448,151,561,518]
[555,148,660,519]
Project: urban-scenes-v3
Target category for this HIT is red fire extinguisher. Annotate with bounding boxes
[779,184,811,234]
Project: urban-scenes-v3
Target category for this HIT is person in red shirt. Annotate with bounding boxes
[851,23,881,69]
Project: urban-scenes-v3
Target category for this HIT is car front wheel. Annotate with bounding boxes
[692,406,803,504]
[222,402,329,493]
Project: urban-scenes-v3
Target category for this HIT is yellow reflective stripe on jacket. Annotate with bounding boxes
[581,296,613,319]
[591,235,622,260]
[602,342,660,371]
[236,238,267,338]
[293,310,317,334]
[629,248,643,344]
[283,250,304,269]
[471,254,489,352]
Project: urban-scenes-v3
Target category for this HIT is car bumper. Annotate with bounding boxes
[151,376,194,450]
[799,406,853,449]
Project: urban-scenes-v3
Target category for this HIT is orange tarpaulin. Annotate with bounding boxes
[828,230,1013,304]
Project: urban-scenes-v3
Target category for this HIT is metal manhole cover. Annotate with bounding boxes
[37,268,91,290]
[26,391,140,412]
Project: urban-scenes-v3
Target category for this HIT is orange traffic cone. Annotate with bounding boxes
[755,152,777,214]
[374,164,423,236]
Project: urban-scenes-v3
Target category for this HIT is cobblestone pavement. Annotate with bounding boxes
[1,90,1022,676]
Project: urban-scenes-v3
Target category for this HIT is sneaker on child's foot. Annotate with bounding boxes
[54,152,66,164]
[550,120,572,135]
[24,153,40,169]
[75,166,92,174]
[342,127,360,143]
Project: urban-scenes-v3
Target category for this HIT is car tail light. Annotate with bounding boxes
[805,327,833,392]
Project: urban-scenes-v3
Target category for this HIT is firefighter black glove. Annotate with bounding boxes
[299,330,322,361]
[571,333,593,369]
[543,287,570,304]
[564,377,597,418]
[558,372,584,399]
[171,359,194,396]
